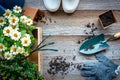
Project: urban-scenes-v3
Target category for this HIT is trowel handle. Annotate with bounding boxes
[106,32,120,41]
[114,32,120,39]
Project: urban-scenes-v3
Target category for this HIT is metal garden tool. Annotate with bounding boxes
[79,32,120,55]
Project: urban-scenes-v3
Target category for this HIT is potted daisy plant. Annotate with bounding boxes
[0,6,57,80]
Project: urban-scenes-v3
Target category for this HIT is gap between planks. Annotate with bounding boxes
[36,10,120,36]
[24,0,120,10]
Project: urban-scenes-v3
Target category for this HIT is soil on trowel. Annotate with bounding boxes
[99,10,116,27]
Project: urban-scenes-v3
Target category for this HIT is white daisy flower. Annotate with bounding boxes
[26,19,33,26]
[0,43,5,52]
[13,6,22,13]
[20,16,27,23]
[17,47,25,54]
[4,52,13,60]
[23,33,30,39]
[3,9,12,18]
[10,45,18,55]
[0,17,5,26]
[9,25,19,31]
[9,16,19,26]
[3,26,13,36]
[24,52,29,57]
[21,37,31,47]
[11,31,21,41]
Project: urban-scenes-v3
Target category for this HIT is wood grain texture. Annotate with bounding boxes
[24,0,120,10]
[28,27,43,73]
[38,10,120,36]
[42,36,120,80]
[36,8,120,80]
[37,27,43,73]
[24,0,120,80]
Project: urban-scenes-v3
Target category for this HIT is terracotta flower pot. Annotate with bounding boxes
[23,6,44,24]
[98,10,117,29]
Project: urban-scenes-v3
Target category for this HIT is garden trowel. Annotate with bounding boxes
[79,32,120,55]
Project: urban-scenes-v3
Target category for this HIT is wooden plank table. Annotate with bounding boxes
[25,0,120,80]
[25,0,120,10]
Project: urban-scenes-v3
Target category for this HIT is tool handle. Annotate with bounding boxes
[106,32,120,42]
[114,32,120,39]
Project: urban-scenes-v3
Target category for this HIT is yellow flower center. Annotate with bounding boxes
[22,18,25,21]
[0,19,4,23]
[23,40,28,44]
[5,12,10,16]
[6,29,10,33]
[14,33,18,38]
[0,45,3,49]
[6,54,10,58]
[12,47,17,52]
[12,18,16,23]
[27,21,31,23]
[12,25,16,29]
[16,8,20,11]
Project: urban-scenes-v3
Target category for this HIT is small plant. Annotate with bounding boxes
[0,6,57,80]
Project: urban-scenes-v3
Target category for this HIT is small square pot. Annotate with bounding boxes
[23,6,44,24]
[98,10,117,29]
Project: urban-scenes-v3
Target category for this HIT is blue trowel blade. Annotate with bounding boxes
[79,34,110,55]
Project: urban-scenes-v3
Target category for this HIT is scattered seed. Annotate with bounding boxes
[86,23,91,28]
[54,21,56,23]
[77,64,82,71]
[47,56,71,76]
[73,56,76,61]
[77,41,81,44]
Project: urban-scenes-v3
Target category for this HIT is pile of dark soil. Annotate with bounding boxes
[47,56,70,76]
[99,10,116,27]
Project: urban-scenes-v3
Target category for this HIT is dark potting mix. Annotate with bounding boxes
[47,56,71,76]
[47,56,83,77]
[99,10,116,27]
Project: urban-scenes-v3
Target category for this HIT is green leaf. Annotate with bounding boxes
[38,42,55,49]
[21,30,26,37]
[5,73,10,79]
[39,49,58,51]
[0,29,3,34]
[29,26,36,31]
[36,35,51,49]
[0,37,4,43]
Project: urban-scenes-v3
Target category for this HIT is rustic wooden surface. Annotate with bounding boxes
[40,11,120,80]
[40,10,120,36]
[24,0,120,80]
[25,0,120,10]
[28,27,42,72]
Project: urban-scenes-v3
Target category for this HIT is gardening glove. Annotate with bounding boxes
[81,53,120,80]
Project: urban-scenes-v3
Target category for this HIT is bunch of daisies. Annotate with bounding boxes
[0,6,36,60]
